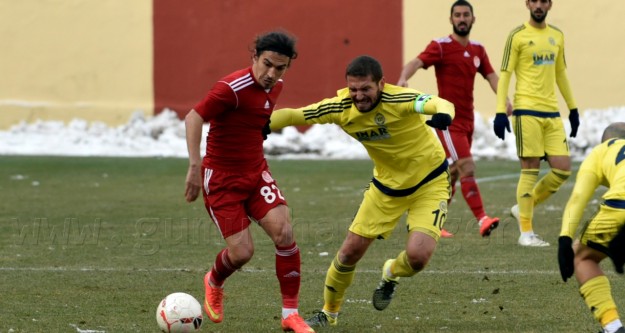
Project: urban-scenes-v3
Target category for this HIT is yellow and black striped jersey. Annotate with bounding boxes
[561,138,625,237]
[497,22,577,113]
[270,84,454,190]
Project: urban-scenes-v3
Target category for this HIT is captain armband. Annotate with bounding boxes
[414,94,433,114]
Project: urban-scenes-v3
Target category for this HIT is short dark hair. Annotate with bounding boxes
[254,30,298,60]
[451,0,473,15]
[345,55,383,82]
[601,122,625,142]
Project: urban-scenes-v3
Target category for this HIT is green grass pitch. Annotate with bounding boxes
[0,156,623,332]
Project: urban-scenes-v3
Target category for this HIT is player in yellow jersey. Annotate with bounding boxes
[269,55,455,327]
[557,122,625,333]
[494,0,580,247]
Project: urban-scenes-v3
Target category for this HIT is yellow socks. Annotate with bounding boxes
[322,255,356,314]
[391,250,421,277]
[533,168,571,206]
[580,275,619,326]
[517,169,539,232]
[516,168,570,232]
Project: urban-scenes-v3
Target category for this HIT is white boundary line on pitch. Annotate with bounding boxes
[0,266,559,275]
[476,172,521,184]
[476,165,580,184]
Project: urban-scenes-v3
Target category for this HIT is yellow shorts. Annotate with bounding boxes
[349,171,450,241]
[579,203,625,254]
[512,111,570,158]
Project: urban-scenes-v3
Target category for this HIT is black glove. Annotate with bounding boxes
[493,113,510,140]
[557,236,574,282]
[426,113,452,130]
[262,119,271,140]
[609,224,625,274]
[569,108,579,138]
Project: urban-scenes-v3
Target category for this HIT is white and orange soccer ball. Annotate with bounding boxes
[155,292,203,333]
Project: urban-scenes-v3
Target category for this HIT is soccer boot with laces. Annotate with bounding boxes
[372,259,400,311]
[304,310,337,327]
[281,313,315,332]
[203,272,224,323]
[479,216,500,237]
[518,233,550,247]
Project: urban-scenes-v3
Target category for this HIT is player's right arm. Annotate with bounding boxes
[493,30,519,139]
[184,82,235,202]
[496,30,519,114]
[184,110,204,202]
[397,57,425,87]
[269,107,308,131]
[398,41,440,87]
[270,96,344,131]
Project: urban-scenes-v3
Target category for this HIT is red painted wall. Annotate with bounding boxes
[153,0,403,117]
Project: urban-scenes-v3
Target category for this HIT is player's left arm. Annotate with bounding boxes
[555,39,577,110]
[415,93,455,118]
[555,36,579,137]
[413,93,455,130]
[555,65,576,109]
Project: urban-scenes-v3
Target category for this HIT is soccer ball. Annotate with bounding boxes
[156,292,203,333]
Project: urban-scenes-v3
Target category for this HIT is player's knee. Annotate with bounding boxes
[456,158,476,176]
[229,245,255,265]
[553,168,571,181]
[406,250,431,272]
[337,247,366,266]
[574,244,604,266]
[270,222,295,247]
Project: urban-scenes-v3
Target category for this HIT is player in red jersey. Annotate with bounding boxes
[397,0,512,237]
[184,31,314,333]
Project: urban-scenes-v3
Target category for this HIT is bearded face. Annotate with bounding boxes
[453,21,473,37]
[530,7,549,23]
[450,5,474,37]
[526,0,552,24]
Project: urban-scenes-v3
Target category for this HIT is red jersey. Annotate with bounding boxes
[194,67,283,171]
[418,36,494,131]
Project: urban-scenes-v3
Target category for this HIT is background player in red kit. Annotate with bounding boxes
[184,31,314,333]
[397,0,512,237]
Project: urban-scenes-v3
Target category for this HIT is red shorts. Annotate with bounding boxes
[435,127,473,162]
[201,161,287,238]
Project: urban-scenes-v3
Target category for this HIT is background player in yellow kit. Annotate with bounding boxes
[558,122,625,333]
[494,0,579,247]
[270,55,454,327]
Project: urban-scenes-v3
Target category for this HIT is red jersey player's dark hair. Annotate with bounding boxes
[451,0,474,15]
[345,55,383,83]
[253,30,298,61]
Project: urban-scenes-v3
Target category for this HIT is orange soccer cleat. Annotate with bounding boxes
[440,228,454,238]
[281,313,315,332]
[203,272,224,323]
[479,216,500,237]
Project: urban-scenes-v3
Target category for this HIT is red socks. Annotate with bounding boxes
[209,243,301,309]
[460,176,486,221]
[275,242,301,309]
[209,248,239,287]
